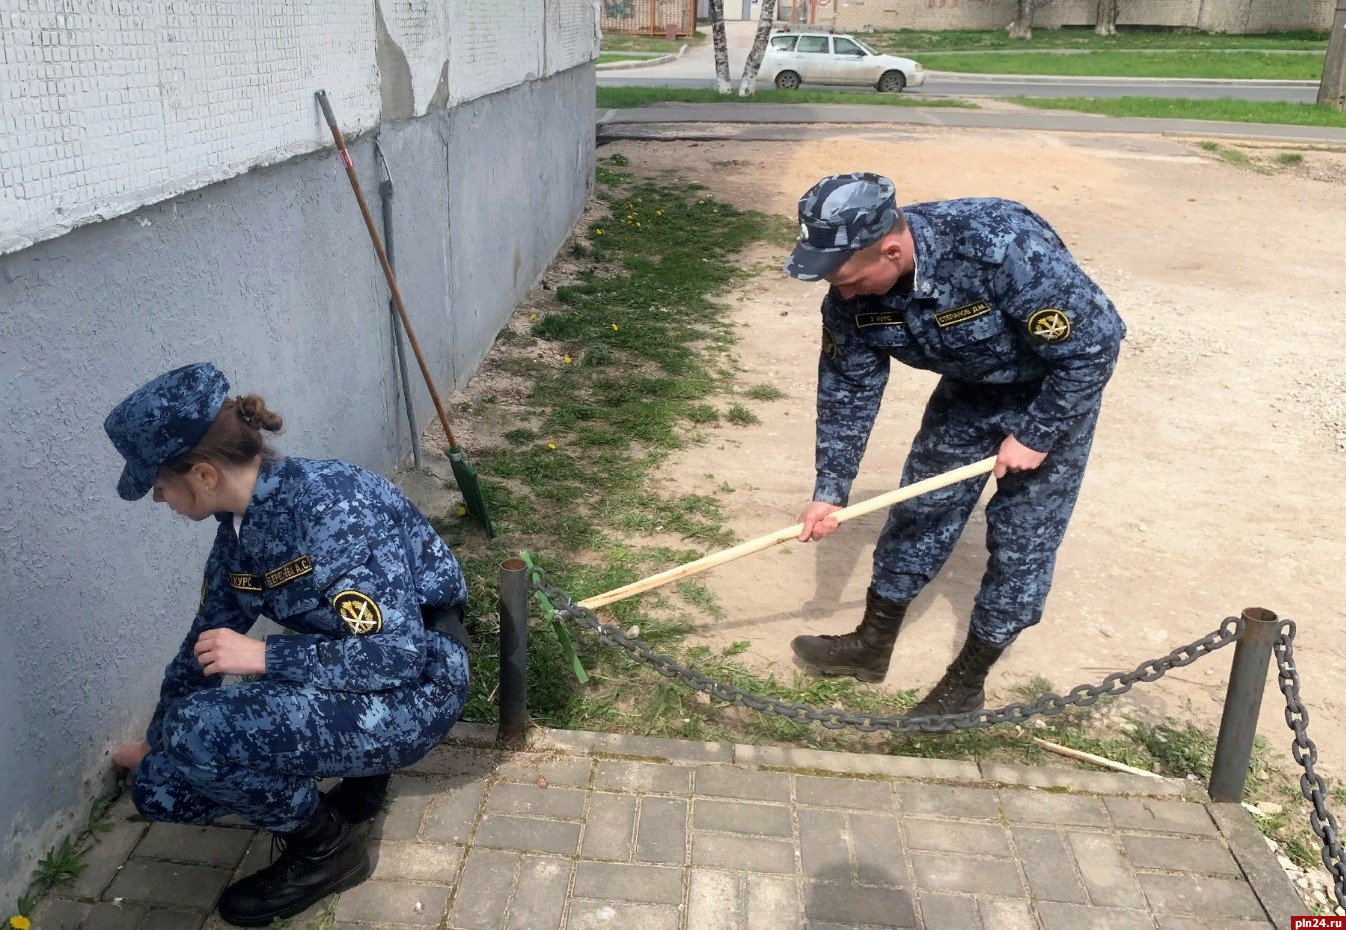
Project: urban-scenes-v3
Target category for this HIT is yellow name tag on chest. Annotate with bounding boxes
[933,301,991,328]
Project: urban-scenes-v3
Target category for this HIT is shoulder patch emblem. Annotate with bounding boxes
[853,311,903,329]
[333,590,383,637]
[264,555,313,589]
[228,572,263,592]
[821,326,837,360]
[934,300,991,328]
[1027,308,1071,343]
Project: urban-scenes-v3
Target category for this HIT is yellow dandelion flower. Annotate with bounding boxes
[456,505,467,517]
[698,199,706,205]
[529,313,538,320]
[595,229,604,235]
[11,917,32,930]
[548,443,556,450]
[563,356,572,364]
[656,210,664,216]
[611,324,619,331]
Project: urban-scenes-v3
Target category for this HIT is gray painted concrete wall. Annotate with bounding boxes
[0,62,594,903]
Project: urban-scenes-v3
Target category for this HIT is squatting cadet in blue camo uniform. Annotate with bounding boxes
[104,362,471,927]
[784,173,1125,718]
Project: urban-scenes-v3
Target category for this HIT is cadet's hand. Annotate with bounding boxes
[798,501,843,542]
[994,435,1048,479]
[194,628,266,677]
[113,741,150,774]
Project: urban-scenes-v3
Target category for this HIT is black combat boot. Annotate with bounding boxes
[790,587,908,683]
[324,774,391,825]
[217,797,372,927]
[906,632,1005,718]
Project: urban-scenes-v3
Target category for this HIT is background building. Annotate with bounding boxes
[0,0,596,903]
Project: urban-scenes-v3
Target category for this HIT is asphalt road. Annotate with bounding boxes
[599,72,1321,104]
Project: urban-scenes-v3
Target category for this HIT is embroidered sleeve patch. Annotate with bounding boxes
[227,572,263,592]
[1027,308,1072,343]
[853,311,902,329]
[822,326,838,360]
[933,301,991,328]
[332,590,384,636]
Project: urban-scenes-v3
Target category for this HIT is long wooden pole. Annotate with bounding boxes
[578,456,997,610]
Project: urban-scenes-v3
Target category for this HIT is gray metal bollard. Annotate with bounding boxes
[498,557,529,740]
[1209,607,1281,803]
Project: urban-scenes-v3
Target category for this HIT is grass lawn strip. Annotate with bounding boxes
[596,86,977,108]
[864,27,1329,54]
[1012,95,1346,128]
[917,50,1323,80]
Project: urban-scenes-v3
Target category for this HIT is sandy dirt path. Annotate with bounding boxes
[587,128,1346,773]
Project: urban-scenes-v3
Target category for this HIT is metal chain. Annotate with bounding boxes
[526,566,1242,735]
[1274,623,1346,910]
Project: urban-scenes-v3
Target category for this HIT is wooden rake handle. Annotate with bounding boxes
[578,456,998,611]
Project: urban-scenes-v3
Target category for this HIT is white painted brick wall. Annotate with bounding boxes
[1,0,597,255]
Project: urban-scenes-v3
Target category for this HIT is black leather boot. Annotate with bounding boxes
[790,588,908,683]
[324,774,391,825]
[217,797,372,927]
[907,632,1005,718]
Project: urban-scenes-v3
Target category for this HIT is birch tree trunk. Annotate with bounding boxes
[1007,0,1035,39]
[1094,0,1118,36]
[737,0,779,96]
[709,0,732,94]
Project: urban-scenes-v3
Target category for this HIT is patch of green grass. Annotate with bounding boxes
[12,789,119,919]
[1275,151,1305,165]
[601,30,705,54]
[596,86,977,109]
[1197,139,1272,173]
[1012,95,1346,128]
[742,383,786,401]
[726,403,760,425]
[917,50,1322,79]
[597,53,654,65]
[865,27,1328,54]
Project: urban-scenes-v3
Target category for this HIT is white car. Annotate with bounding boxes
[760,31,925,93]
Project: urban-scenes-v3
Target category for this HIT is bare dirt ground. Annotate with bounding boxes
[431,126,1346,778]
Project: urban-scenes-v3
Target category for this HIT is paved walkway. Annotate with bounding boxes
[34,724,1306,930]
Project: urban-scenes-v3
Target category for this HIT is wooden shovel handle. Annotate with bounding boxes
[578,456,997,610]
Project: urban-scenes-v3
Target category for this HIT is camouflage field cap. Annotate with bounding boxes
[104,362,230,501]
[784,172,900,281]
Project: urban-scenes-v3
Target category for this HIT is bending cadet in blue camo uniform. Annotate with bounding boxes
[104,362,471,927]
[784,173,1125,718]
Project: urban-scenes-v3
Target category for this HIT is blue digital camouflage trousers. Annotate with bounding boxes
[132,635,469,833]
[870,377,1099,647]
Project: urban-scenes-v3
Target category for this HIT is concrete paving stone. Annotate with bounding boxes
[904,818,1011,857]
[566,901,681,930]
[371,774,442,841]
[910,852,1024,897]
[694,766,792,803]
[1037,901,1156,930]
[1120,834,1241,876]
[981,762,1193,799]
[447,847,518,930]
[999,790,1110,827]
[687,869,742,930]
[849,814,908,886]
[487,782,587,819]
[232,831,272,882]
[83,901,149,930]
[505,856,571,930]
[573,861,683,905]
[795,775,896,811]
[444,721,498,745]
[338,878,452,926]
[474,814,581,856]
[694,798,792,836]
[132,823,254,868]
[104,859,232,908]
[978,897,1038,930]
[580,791,637,860]
[1105,798,1219,836]
[369,840,464,883]
[745,873,803,930]
[65,820,151,898]
[593,759,692,796]
[1154,917,1275,930]
[141,908,207,930]
[918,893,979,930]
[421,780,489,844]
[803,881,917,928]
[1137,873,1267,919]
[403,742,501,777]
[1065,831,1147,909]
[635,796,688,865]
[32,897,92,930]
[798,807,850,879]
[693,832,797,874]
[1011,827,1088,904]
[533,728,733,764]
[736,744,980,782]
[1206,801,1309,926]
[494,753,593,788]
[894,783,1001,821]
